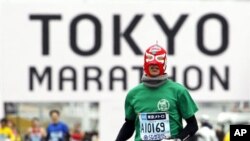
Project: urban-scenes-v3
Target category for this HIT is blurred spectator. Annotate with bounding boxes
[25,117,46,141]
[70,122,84,141]
[7,120,16,135]
[195,115,218,141]
[83,132,92,141]
[46,109,70,141]
[215,127,225,141]
[0,118,15,141]
[83,131,98,141]
[91,131,99,141]
[7,120,21,141]
[231,101,250,112]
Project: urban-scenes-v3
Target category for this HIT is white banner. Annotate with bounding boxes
[2,2,250,101]
[1,1,250,140]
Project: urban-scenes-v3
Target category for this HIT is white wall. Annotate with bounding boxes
[0,96,3,119]
[0,1,3,118]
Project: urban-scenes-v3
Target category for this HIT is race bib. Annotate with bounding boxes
[139,112,171,141]
[50,131,63,141]
[30,134,42,141]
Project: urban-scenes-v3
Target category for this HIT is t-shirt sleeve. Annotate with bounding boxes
[46,126,50,139]
[125,91,136,120]
[63,123,69,133]
[177,87,198,119]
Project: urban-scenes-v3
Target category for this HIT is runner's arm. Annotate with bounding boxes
[176,115,198,141]
[63,124,70,141]
[115,119,135,141]
[46,127,50,141]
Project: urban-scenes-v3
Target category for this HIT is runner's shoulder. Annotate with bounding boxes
[127,83,145,95]
[166,79,187,91]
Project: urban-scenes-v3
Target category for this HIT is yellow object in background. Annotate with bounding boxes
[0,126,15,141]
[223,132,230,141]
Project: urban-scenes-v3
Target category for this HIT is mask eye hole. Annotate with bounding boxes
[146,55,153,60]
[156,54,165,63]
[157,56,164,61]
[145,53,154,62]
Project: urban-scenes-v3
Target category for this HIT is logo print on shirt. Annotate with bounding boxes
[157,99,170,111]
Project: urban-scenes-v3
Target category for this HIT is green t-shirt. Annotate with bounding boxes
[125,79,198,141]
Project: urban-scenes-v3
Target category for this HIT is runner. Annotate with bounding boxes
[26,117,46,141]
[0,118,15,141]
[116,44,199,141]
[46,110,69,141]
